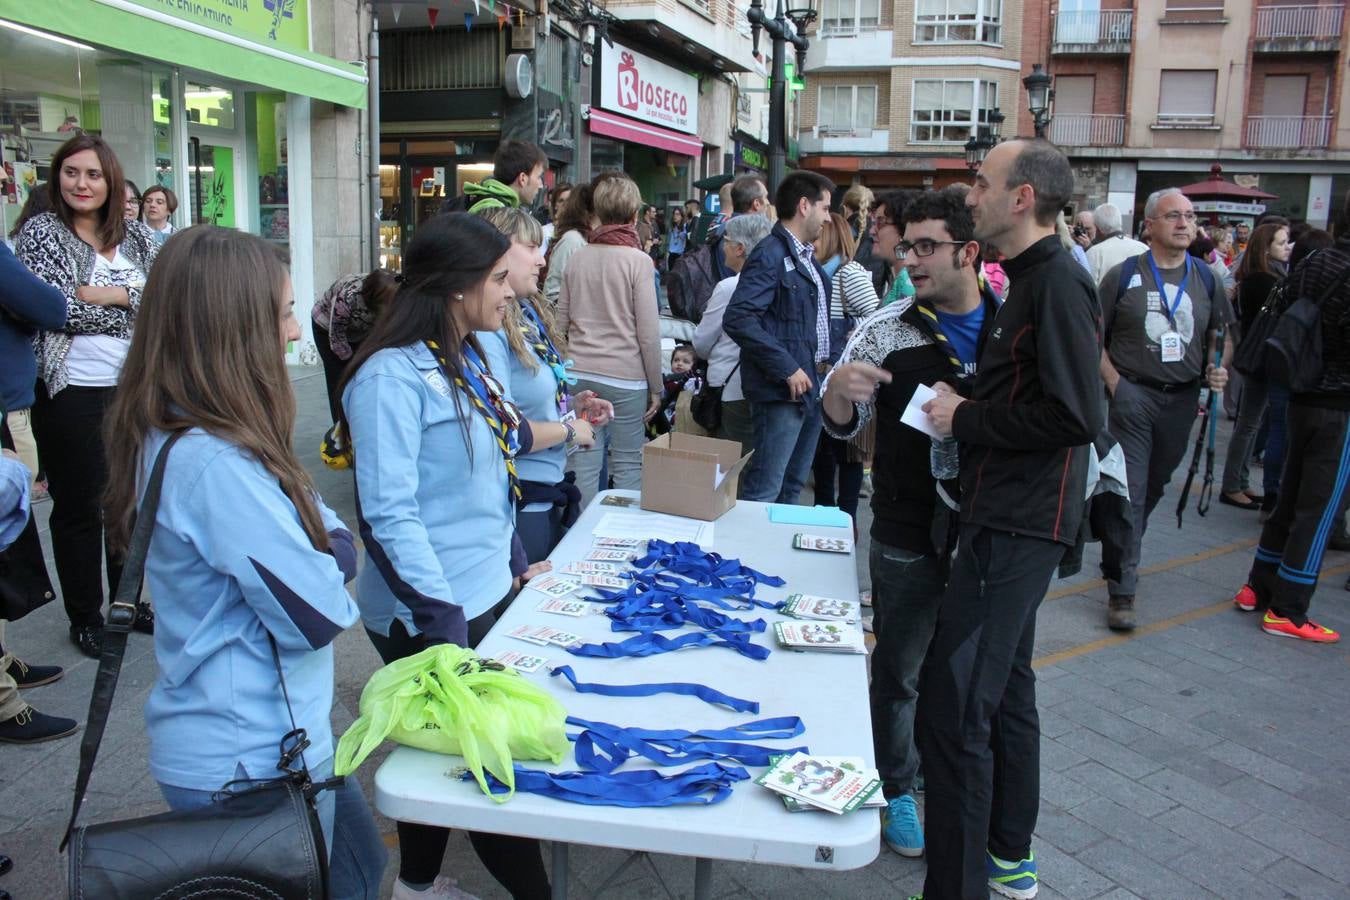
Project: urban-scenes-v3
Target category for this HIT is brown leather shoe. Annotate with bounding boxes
[1107,595,1137,632]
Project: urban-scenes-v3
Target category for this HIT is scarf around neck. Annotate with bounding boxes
[589,224,643,250]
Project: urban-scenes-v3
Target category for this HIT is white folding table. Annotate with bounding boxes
[374,490,879,899]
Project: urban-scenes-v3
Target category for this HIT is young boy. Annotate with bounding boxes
[649,344,704,436]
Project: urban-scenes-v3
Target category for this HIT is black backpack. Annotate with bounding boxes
[1264,260,1350,393]
[665,241,720,324]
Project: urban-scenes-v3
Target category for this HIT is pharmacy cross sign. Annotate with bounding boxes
[262,0,297,41]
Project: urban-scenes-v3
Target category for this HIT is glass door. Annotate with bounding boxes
[185,81,244,229]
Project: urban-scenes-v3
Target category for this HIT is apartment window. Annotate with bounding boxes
[1157,69,1217,124]
[1163,0,1225,18]
[819,85,878,134]
[915,0,1003,44]
[821,0,881,35]
[911,79,998,143]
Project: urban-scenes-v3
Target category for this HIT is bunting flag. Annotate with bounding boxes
[426,4,439,28]
[389,3,403,23]
[497,11,507,28]
[465,11,474,29]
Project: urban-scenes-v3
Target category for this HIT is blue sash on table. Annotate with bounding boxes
[465,762,751,807]
[567,716,808,774]
[549,664,760,713]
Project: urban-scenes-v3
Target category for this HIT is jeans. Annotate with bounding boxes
[31,383,121,629]
[869,540,945,799]
[568,378,650,509]
[1221,376,1269,494]
[917,527,1064,900]
[717,399,755,453]
[1263,384,1290,498]
[158,757,387,900]
[741,399,822,503]
[1107,378,1201,597]
[812,433,864,520]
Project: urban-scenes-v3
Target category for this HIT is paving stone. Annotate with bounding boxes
[1202,740,1313,793]
[1237,813,1350,884]
[1040,736,1092,772]
[1069,798,1196,864]
[1257,857,1350,900]
[1055,727,1165,780]
[1031,839,1118,900]
[1074,839,1216,900]
[1118,704,1223,750]
[1165,848,1286,900]
[1039,768,1099,812]
[1216,776,1350,852]
[1153,806,1283,874]
[1137,768,1253,829]
[1061,762,1176,819]
[1033,807,1109,855]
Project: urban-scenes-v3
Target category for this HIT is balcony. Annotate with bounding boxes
[1051,9,1134,54]
[1253,4,1344,52]
[803,24,894,71]
[1245,115,1333,149]
[1048,113,1126,147]
[797,127,890,154]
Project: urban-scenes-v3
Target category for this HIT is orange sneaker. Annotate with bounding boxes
[1261,612,1340,643]
[1233,585,1259,612]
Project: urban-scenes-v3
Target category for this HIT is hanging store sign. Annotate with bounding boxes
[598,41,699,135]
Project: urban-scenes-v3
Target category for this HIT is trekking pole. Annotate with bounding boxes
[1176,396,1206,528]
[1197,326,1226,518]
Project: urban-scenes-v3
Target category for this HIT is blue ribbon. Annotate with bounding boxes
[564,628,770,661]
[549,664,760,713]
[466,762,750,807]
[566,716,807,774]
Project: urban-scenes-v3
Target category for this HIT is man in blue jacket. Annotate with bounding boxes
[723,171,835,503]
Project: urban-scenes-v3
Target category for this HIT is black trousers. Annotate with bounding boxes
[917,526,1065,900]
[0,417,56,624]
[365,610,551,899]
[313,323,351,425]
[1248,403,1350,623]
[30,382,121,629]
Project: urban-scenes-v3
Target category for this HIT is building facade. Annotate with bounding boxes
[1022,0,1350,230]
[0,0,370,364]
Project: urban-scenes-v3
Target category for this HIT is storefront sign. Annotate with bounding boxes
[133,0,310,53]
[599,41,698,135]
[1191,199,1267,216]
[736,141,767,172]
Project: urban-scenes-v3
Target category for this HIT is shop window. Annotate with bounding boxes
[915,0,1003,44]
[185,82,235,129]
[255,93,289,248]
[911,78,998,144]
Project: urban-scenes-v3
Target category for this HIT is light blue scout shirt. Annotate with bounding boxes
[344,342,515,642]
[0,455,31,551]
[478,328,566,488]
[139,428,359,791]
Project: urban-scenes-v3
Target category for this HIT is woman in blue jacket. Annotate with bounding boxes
[341,212,552,900]
[102,225,386,898]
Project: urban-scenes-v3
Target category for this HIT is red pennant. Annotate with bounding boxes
[427,5,439,28]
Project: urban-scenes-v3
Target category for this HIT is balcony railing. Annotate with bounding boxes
[1254,4,1345,40]
[816,125,875,138]
[1052,9,1134,46]
[1048,114,1126,146]
[819,20,882,37]
[1245,115,1333,148]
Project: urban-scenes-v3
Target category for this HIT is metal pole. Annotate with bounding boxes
[767,0,787,197]
[367,4,382,270]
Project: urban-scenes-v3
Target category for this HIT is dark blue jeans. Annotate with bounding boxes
[869,539,945,799]
[741,399,822,503]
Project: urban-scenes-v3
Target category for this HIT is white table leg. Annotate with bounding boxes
[693,857,713,900]
[551,842,569,900]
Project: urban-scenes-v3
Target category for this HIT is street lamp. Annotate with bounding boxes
[1023,63,1054,138]
[964,134,986,174]
[988,108,1006,143]
[748,0,813,195]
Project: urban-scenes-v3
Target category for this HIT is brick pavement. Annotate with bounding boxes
[1,368,1348,899]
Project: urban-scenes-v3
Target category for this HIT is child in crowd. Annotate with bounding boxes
[649,344,704,437]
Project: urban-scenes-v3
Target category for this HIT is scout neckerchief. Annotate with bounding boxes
[519,302,573,416]
[426,339,523,500]
[914,271,999,377]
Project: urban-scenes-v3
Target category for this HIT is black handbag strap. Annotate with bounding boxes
[716,360,741,389]
[62,430,185,851]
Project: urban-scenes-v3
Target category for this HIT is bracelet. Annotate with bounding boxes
[563,421,576,447]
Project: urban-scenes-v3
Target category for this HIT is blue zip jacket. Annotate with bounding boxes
[0,242,66,412]
[478,327,565,487]
[140,428,359,790]
[722,221,831,405]
[344,342,515,644]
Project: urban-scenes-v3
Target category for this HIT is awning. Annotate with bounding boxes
[3,0,367,109]
[586,108,703,157]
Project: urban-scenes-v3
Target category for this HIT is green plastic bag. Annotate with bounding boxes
[334,644,569,801]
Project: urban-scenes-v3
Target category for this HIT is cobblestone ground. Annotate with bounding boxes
[2,368,1347,899]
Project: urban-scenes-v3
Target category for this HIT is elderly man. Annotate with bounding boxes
[1086,203,1148,285]
[1072,209,1097,250]
[1097,188,1234,630]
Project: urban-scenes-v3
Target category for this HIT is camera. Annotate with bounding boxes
[1072,224,1088,239]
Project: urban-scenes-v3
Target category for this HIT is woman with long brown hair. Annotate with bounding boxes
[14,132,159,657]
[102,225,385,896]
[1221,221,1292,509]
[341,212,553,900]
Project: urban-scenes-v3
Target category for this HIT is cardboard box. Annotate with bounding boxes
[640,433,754,521]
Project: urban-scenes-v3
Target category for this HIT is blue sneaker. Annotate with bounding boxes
[987,849,1038,899]
[882,794,924,857]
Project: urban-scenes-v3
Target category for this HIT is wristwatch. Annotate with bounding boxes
[563,421,576,447]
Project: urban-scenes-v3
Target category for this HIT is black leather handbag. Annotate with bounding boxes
[1232,282,1286,379]
[63,432,334,899]
[690,361,740,433]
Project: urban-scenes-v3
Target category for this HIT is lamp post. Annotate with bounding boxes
[748,0,814,195]
[1023,63,1054,138]
[963,107,1004,174]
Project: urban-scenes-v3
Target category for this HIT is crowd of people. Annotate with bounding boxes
[1,128,1348,900]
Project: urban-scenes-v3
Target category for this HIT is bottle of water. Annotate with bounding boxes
[931,436,960,480]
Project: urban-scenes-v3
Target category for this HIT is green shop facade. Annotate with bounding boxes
[0,0,368,362]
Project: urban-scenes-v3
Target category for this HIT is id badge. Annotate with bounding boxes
[1160,331,1183,364]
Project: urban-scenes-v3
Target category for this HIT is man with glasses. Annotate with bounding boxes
[822,186,1001,862]
[1097,187,1233,630]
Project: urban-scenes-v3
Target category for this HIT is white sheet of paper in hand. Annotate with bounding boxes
[900,383,942,440]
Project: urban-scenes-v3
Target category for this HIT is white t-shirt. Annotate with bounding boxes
[65,248,137,387]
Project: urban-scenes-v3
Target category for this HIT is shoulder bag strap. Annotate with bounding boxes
[62,430,185,850]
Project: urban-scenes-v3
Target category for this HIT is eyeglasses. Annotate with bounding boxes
[1151,211,1197,224]
[896,238,966,259]
[872,218,897,232]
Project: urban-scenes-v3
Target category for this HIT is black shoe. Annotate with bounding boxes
[5,658,63,688]
[0,853,10,875]
[69,624,103,659]
[132,601,155,635]
[1219,493,1261,511]
[0,706,78,744]
[1108,595,1137,631]
[1330,532,1350,553]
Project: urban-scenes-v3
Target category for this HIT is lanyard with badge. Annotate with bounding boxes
[1145,251,1191,364]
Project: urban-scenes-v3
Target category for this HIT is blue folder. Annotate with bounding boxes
[766,504,852,528]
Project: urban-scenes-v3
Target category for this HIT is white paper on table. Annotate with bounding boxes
[592,510,712,546]
[900,383,942,440]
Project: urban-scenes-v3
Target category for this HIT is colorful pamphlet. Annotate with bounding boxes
[773,621,867,654]
[781,593,862,623]
[756,752,883,814]
[792,533,853,554]
[765,755,886,813]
